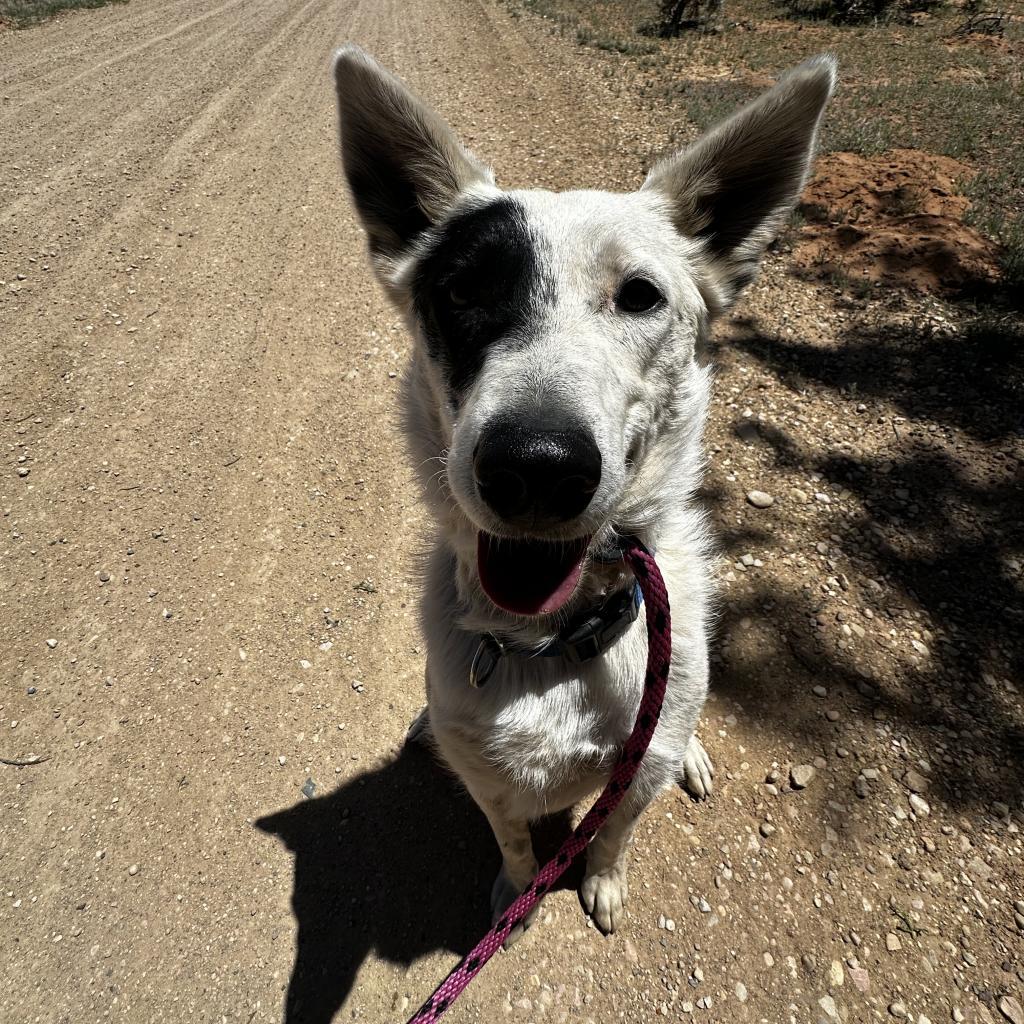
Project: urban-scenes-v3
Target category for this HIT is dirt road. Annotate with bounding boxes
[2,2,1022,1023]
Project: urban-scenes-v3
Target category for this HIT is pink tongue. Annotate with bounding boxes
[477,533,589,616]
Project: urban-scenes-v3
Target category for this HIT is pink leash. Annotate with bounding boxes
[406,539,671,1023]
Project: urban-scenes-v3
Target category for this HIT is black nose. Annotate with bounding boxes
[474,419,602,526]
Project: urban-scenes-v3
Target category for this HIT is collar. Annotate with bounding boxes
[468,580,642,688]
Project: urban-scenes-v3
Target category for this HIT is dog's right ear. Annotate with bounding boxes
[332,46,493,272]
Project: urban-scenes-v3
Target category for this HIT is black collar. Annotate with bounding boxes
[468,582,642,688]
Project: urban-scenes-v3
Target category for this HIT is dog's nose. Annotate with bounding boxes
[474,420,602,525]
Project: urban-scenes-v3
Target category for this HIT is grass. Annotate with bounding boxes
[0,0,125,28]
[502,0,1024,300]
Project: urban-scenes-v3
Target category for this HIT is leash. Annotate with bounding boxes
[405,538,671,1023]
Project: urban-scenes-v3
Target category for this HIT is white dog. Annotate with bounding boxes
[331,48,835,938]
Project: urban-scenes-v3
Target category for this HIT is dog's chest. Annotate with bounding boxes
[435,649,643,815]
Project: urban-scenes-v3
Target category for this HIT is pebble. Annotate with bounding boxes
[128,864,139,876]
[848,966,870,993]
[967,856,992,883]
[17,467,30,477]
[790,764,816,789]
[46,638,58,649]
[819,995,839,1019]
[812,685,828,697]
[829,960,845,987]
[759,822,776,838]
[98,570,111,583]
[903,770,929,793]
[299,659,312,670]
[746,489,774,508]
[886,932,902,952]
[999,997,1024,1024]
[909,794,930,817]
[890,1002,908,1018]
[735,982,747,1003]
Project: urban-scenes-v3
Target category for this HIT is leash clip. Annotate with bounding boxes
[469,633,505,688]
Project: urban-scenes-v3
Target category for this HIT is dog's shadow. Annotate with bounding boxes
[256,740,498,1024]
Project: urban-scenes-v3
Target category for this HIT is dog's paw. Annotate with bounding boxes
[405,705,432,746]
[678,734,714,800]
[491,866,539,949]
[580,865,628,934]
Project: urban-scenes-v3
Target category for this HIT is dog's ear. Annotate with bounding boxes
[332,46,493,271]
[643,55,836,312]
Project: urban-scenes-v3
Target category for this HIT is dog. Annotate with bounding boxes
[331,47,835,939]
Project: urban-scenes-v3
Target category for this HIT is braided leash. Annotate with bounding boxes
[406,539,671,1023]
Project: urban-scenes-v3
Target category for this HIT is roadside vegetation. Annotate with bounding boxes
[505,0,1023,301]
[0,0,126,28]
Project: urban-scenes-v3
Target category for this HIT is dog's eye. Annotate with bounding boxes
[447,282,473,307]
[616,278,663,314]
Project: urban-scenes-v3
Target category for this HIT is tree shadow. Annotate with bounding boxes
[256,739,581,1024]
[703,310,1024,808]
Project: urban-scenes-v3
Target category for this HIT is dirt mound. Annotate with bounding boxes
[792,149,1002,293]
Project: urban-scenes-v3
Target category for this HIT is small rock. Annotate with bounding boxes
[301,778,316,799]
[886,932,902,952]
[904,770,929,794]
[909,794,930,817]
[967,856,992,883]
[299,659,312,670]
[848,966,870,993]
[98,570,111,583]
[746,489,774,508]
[998,996,1024,1024]
[890,1002,908,1019]
[46,638,58,649]
[760,822,776,838]
[128,864,139,876]
[351,680,365,693]
[735,982,747,1003]
[17,467,30,477]
[790,764,816,790]
[813,685,828,697]
[829,960,845,987]
[819,995,839,1019]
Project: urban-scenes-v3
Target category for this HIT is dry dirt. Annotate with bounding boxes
[1,2,1022,1024]
[792,150,1003,294]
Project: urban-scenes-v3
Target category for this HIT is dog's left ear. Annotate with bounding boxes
[332,45,494,276]
[643,55,836,313]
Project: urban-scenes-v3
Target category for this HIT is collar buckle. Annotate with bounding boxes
[469,633,505,688]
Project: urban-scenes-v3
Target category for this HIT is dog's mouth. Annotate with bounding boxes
[477,532,591,617]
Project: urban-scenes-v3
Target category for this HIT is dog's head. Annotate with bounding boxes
[332,48,834,620]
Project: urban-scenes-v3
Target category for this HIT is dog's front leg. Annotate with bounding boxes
[465,785,540,946]
[580,761,668,935]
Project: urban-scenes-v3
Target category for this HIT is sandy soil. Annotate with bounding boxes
[2,2,1022,1023]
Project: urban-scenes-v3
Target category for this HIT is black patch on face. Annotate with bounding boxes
[411,197,547,399]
